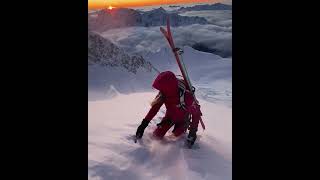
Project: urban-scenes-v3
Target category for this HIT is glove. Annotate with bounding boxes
[186,129,197,147]
[136,119,149,139]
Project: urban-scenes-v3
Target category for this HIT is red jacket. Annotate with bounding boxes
[144,71,202,131]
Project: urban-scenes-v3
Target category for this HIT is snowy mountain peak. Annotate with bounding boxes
[147,7,166,14]
[88,31,153,74]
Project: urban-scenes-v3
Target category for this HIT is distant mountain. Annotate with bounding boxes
[88,7,208,32]
[88,31,153,74]
[178,3,232,12]
[140,7,207,27]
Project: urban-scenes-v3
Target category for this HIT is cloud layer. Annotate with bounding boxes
[98,9,232,58]
[100,23,232,58]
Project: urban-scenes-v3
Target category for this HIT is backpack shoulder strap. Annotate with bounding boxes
[177,79,187,110]
[176,78,197,110]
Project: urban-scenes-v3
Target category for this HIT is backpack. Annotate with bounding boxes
[176,75,206,131]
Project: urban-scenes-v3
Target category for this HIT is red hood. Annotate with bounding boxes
[152,71,178,97]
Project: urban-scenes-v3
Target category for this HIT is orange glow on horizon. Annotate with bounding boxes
[88,0,220,10]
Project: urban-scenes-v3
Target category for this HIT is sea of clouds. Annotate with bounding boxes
[98,9,232,58]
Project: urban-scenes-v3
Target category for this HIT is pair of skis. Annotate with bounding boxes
[160,17,205,130]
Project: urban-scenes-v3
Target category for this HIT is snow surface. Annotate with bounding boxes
[88,64,157,101]
[88,91,232,180]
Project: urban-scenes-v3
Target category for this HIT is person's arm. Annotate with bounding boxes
[144,92,164,122]
[136,92,164,139]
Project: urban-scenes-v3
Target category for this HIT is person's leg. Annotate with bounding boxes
[153,122,173,139]
[172,123,187,137]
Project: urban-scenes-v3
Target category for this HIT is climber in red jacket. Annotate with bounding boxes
[135,71,202,147]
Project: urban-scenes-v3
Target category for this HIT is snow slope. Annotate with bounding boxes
[88,91,232,180]
[88,64,157,101]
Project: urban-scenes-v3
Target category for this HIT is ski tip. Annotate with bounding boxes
[160,27,167,34]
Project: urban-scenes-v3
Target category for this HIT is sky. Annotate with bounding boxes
[88,0,224,9]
